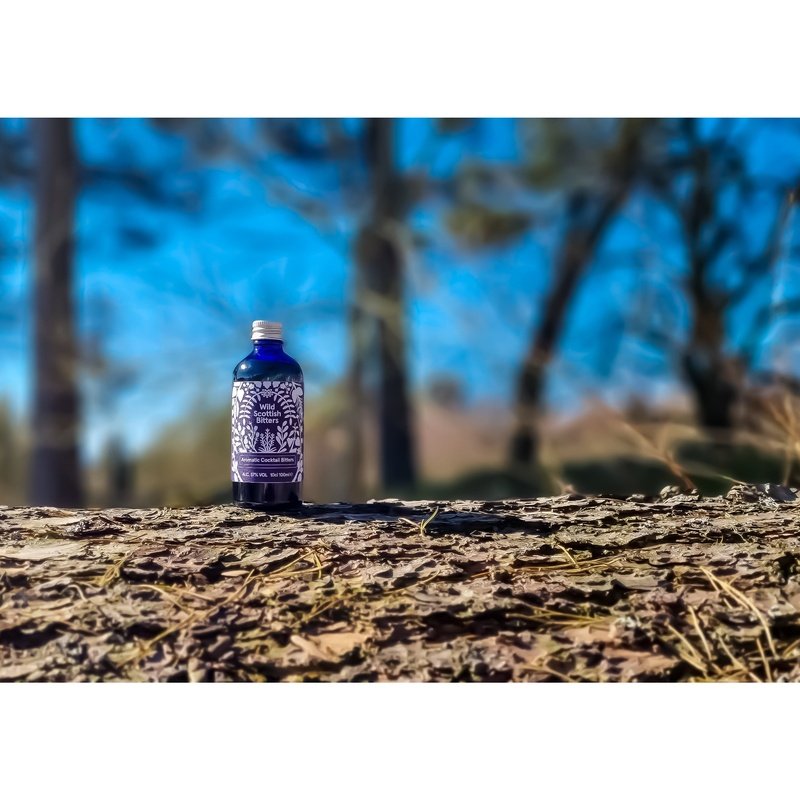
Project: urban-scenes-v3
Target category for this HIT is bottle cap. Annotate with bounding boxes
[251,320,283,341]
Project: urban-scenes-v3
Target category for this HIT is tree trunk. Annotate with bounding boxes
[682,352,738,429]
[509,191,628,472]
[678,122,740,434]
[509,122,646,475]
[509,213,597,471]
[29,118,83,507]
[102,435,132,507]
[681,299,739,430]
[367,225,415,490]
[345,293,367,499]
[0,399,15,498]
[351,119,416,492]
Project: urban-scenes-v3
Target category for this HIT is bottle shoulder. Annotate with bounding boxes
[233,349,303,382]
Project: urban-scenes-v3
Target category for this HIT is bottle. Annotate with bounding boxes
[231,320,304,508]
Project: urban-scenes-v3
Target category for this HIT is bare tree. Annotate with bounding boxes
[21,119,209,506]
[447,119,651,476]
[509,120,648,470]
[644,119,799,431]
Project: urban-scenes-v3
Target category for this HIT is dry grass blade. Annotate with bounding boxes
[97,551,133,588]
[555,543,580,569]
[476,553,624,582]
[398,507,439,536]
[142,583,195,614]
[300,576,368,624]
[419,507,439,534]
[687,606,714,664]
[616,418,696,492]
[755,637,773,682]
[509,600,615,629]
[781,635,800,659]
[266,549,318,578]
[715,634,762,683]
[758,393,800,484]
[524,656,577,682]
[700,567,777,658]
[665,623,708,677]
[119,570,259,667]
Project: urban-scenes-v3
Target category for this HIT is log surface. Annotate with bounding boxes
[2,488,800,681]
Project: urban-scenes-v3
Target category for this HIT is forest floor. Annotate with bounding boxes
[2,487,800,681]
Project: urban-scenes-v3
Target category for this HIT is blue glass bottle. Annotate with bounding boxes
[231,321,304,508]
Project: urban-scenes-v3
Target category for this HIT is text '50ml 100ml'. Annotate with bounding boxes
[231,320,304,509]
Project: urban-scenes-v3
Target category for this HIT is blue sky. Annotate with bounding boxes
[2,118,800,461]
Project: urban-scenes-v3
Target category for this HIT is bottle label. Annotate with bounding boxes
[231,380,304,483]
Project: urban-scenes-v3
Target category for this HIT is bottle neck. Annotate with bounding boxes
[252,338,284,354]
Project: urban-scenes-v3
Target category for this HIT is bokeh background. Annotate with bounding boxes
[3,118,800,507]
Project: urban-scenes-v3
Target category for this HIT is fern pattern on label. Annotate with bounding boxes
[231,380,304,482]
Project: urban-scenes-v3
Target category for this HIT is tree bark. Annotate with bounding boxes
[2,489,799,682]
[29,119,83,507]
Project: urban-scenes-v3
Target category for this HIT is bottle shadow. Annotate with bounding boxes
[252,499,559,536]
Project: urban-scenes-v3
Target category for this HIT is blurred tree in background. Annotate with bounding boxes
[510,119,652,477]
[448,119,654,484]
[448,118,800,491]
[257,119,419,495]
[1,118,210,505]
[31,119,82,506]
[643,119,798,429]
